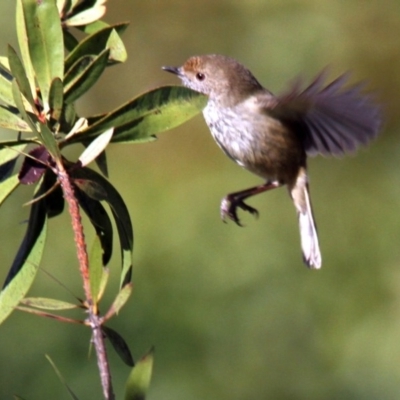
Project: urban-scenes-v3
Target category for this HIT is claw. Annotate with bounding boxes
[220,196,259,226]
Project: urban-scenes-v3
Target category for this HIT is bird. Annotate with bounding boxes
[162,54,381,269]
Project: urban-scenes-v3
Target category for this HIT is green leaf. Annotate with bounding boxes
[65,23,129,72]
[124,348,154,400]
[64,49,110,104]
[60,102,78,133]
[0,105,30,132]
[63,30,79,53]
[69,86,207,144]
[49,78,64,122]
[16,0,36,102]
[64,55,97,88]
[21,0,64,109]
[17,305,83,323]
[78,128,113,167]
[0,145,25,205]
[104,283,132,321]
[0,138,36,148]
[73,178,108,201]
[96,267,109,302]
[74,188,113,266]
[45,355,81,400]
[8,45,36,109]
[0,144,25,164]
[0,186,47,325]
[0,63,16,106]
[64,2,106,27]
[0,174,20,206]
[102,326,134,367]
[105,29,127,64]
[0,58,10,69]
[89,235,104,303]
[79,20,110,35]
[11,79,39,134]
[70,167,133,287]
[20,297,78,310]
[39,122,61,161]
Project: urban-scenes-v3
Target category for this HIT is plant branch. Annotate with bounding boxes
[56,162,115,400]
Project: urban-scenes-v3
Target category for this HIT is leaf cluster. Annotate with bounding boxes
[0,1,206,398]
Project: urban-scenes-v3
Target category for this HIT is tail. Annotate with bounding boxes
[290,168,322,269]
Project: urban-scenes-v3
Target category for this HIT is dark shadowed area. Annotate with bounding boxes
[1,0,400,399]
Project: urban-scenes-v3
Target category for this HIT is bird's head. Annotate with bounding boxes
[163,54,263,105]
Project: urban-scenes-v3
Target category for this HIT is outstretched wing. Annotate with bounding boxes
[263,71,382,156]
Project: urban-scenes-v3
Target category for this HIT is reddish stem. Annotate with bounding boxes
[56,163,115,400]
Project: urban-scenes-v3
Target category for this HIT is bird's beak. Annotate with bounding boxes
[162,66,182,76]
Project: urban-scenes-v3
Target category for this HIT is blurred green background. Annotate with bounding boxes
[1,0,400,399]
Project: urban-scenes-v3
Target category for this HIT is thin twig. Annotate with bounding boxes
[56,162,115,400]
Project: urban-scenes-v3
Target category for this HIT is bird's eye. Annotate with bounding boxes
[196,72,205,81]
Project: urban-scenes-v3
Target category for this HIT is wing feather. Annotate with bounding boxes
[262,72,382,156]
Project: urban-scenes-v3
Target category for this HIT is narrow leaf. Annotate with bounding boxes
[0,144,25,166]
[20,297,78,310]
[16,0,36,100]
[102,326,134,367]
[7,45,36,109]
[104,283,132,321]
[0,105,30,131]
[96,267,109,303]
[64,4,106,27]
[61,104,79,137]
[63,30,79,53]
[49,78,64,122]
[79,20,110,35]
[78,128,113,167]
[64,49,109,104]
[0,144,25,182]
[89,235,104,303]
[45,355,81,400]
[74,188,113,265]
[70,167,133,286]
[22,0,64,108]
[64,55,96,88]
[106,29,127,64]
[0,139,36,148]
[124,348,154,400]
[17,305,83,323]
[0,188,47,324]
[0,63,16,106]
[0,174,20,206]
[65,23,129,72]
[11,79,39,134]
[69,86,207,144]
[39,122,61,161]
[0,159,17,181]
[73,178,107,201]
[0,58,11,70]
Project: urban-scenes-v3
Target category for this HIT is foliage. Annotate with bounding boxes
[0,0,206,399]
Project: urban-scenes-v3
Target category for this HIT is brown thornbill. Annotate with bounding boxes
[163,54,381,269]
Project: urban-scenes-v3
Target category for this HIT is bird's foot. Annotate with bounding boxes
[220,196,259,226]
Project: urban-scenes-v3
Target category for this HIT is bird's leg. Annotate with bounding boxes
[221,181,281,226]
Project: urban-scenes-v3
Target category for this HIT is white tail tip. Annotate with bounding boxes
[299,211,322,269]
